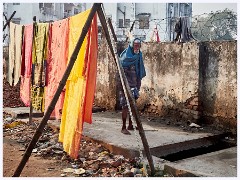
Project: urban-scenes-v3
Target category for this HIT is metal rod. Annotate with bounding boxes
[12,3,101,177]
[3,11,16,31]
[97,5,155,176]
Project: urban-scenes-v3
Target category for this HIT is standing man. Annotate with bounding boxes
[118,38,146,135]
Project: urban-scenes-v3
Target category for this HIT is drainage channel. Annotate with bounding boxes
[150,133,236,162]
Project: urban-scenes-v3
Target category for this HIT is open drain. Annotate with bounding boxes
[150,133,236,162]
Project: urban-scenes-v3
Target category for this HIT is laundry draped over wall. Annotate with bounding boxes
[7,8,98,159]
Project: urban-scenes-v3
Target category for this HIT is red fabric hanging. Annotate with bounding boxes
[45,18,69,119]
[82,14,98,124]
[20,24,33,106]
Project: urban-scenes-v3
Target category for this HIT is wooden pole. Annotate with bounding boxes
[29,16,36,125]
[29,102,33,124]
[125,20,135,42]
[107,18,117,42]
[97,5,155,176]
[12,3,101,177]
[3,11,16,31]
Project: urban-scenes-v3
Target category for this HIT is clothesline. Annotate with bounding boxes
[12,4,155,177]
[8,7,98,159]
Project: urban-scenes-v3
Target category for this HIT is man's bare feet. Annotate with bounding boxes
[121,129,131,135]
[127,125,139,130]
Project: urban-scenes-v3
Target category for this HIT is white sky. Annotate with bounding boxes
[192,3,237,16]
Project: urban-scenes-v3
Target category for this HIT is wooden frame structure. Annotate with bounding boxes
[13,3,155,177]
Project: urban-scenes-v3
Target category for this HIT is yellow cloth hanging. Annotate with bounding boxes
[59,9,91,158]
[31,23,49,112]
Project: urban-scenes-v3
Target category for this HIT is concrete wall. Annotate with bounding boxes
[94,38,118,109]
[135,41,200,120]
[95,39,237,131]
[198,41,237,130]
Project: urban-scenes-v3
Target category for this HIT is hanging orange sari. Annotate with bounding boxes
[59,9,98,159]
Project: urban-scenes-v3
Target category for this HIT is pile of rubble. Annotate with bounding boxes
[3,114,165,177]
[3,52,25,108]
[3,78,26,108]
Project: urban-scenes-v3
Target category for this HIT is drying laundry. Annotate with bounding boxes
[174,16,194,42]
[31,23,49,112]
[45,18,69,120]
[20,24,33,106]
[59,9,98,159]
[150,26,160,42]
[82,14,98,124]
[8,22,23,86]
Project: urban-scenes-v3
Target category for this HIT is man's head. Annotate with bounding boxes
[131,38,141,54]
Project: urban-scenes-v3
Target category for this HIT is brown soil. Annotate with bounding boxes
[3,137,68,177]
[2,117,148,177]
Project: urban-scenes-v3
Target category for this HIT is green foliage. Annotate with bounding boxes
[191,8,237,41]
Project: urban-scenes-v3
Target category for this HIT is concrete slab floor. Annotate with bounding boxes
[3,107,43,118]
[84,111,212,152]
[163,147,237,177]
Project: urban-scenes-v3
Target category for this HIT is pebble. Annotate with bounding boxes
[46,167,55,171]
[80,158,86,162]
[111,159,122,168]
[131,168,141,175]
[74,168,85,175]
[71,164,79,169]
[89,152,94,156]
[85,170,93,175]
[32,148,38,153]
[61,155,68,161]
[123,170,134,177]
[189,123,201,128]
[5,117,13,122]
[62,168,75,173]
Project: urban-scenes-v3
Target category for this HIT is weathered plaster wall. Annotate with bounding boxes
[199,41,237,130]
[95,40,237,131]
[94,38,117,109]
[138,41,200,121]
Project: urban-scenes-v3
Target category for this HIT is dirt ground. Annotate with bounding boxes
[2,116,157,178]
[3,137,67,177]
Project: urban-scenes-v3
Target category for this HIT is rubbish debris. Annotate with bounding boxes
[62,168,75,173]
[4,121,26,129]
[189,123,201,128]
[60,173,66,177]
[2,113,165,177]
[74,168,85,175]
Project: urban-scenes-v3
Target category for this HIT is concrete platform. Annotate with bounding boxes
[84,111,213,157]
[163,147,237,177]
[85,112,237,177]
[3,107,44,118]
[3,108,237,177]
